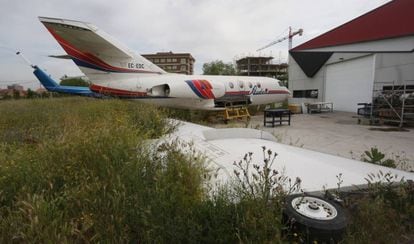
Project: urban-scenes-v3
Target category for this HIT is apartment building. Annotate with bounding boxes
[142,51,195,75]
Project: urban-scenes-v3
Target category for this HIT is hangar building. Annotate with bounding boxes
[288,0,414,114]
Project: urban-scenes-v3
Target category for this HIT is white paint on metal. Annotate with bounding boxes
[325,55,374,112]
[168,120,414,193]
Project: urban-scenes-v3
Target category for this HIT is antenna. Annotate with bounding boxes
[16,51,35,68]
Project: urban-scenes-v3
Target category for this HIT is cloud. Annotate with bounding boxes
[0,0,391,88]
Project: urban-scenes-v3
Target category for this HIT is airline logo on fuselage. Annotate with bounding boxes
[185,80,215,99]
[250,85,269,95]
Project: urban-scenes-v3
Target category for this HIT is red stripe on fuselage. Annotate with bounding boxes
[267,90,290,94]
[90,84,147,97]
[225,90,290,95]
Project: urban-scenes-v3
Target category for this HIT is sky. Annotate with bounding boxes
[0,0,391,89]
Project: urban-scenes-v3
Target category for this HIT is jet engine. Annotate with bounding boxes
[148,80,225,100]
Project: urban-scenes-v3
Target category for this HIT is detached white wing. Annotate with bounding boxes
[168,120,414,193]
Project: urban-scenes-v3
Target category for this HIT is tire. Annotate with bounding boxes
[283,194,347,243]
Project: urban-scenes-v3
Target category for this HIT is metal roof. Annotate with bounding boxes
[293,0,414,51]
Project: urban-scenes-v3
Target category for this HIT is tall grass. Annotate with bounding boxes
[0,98,201,242]
[0,98,286,242]
[0,98,412,242]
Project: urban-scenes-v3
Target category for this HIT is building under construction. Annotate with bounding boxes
[236,56,288,82]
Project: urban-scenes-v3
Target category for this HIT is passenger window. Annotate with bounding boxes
[238,81,244,89]
[229,82,234,89]
[248,82,253,88]
[257,82,261,88]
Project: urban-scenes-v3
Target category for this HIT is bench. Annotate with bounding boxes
[264,108,291,127]
[306,102,333,114]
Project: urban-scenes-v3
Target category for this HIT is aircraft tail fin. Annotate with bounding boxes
[33,66,60,89]
[38,17,166,80]
[16,51,60,89]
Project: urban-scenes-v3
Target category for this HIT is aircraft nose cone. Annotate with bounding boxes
[285,87,292,98]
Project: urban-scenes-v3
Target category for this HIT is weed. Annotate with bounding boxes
[231,146,301,242]
[362,147,396,168]
[344,174,414,243]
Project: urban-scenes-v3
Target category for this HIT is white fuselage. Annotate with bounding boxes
[88,72,290,110]
[39,16,290,110]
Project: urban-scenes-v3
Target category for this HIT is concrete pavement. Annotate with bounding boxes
[211,111,414,171]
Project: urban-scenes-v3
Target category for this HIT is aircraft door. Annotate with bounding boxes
[237,80,249,104]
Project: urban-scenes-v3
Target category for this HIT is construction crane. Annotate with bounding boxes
[257,27,303,52]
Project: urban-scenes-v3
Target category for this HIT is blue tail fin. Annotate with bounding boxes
[33,66,59,89]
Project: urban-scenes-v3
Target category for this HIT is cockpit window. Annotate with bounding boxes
[278,81,283,87]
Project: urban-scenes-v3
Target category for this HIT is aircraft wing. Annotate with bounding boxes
[167,120,414,193]
[39,16,133,60]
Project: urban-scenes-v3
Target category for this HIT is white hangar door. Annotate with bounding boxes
[325,55,374,112]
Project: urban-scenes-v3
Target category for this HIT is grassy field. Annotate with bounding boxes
[0,97,413,243]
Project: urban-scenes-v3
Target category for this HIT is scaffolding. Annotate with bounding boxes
[369,80,414,127]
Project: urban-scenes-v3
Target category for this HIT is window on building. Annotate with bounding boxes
[293,89,318,98]
[161,58,165,63]
[154,58,159,63]
[181,66,186,71]
[172,65,177,70]
[167,58,172,62]
[172,58,177,62]
[181,58,186,64]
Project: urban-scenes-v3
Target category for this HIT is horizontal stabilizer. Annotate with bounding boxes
[49,54,72,59]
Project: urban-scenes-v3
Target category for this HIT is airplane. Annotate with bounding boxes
[163,119,414,241]
[36,16,414,241]
[38,17,291,110]
[16,52,103,97]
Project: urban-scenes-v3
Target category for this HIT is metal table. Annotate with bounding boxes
[263,108,291,127]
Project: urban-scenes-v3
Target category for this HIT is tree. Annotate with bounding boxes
[12,90,20,99]
[26,88,37,99]
[60,78,90,87]
[202,60,236,75]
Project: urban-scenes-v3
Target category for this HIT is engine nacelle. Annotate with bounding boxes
[147,84,170,97]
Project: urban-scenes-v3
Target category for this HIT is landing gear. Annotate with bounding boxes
[283,194,347,243]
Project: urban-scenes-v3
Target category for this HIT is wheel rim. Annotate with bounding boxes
[291,196,338,220]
